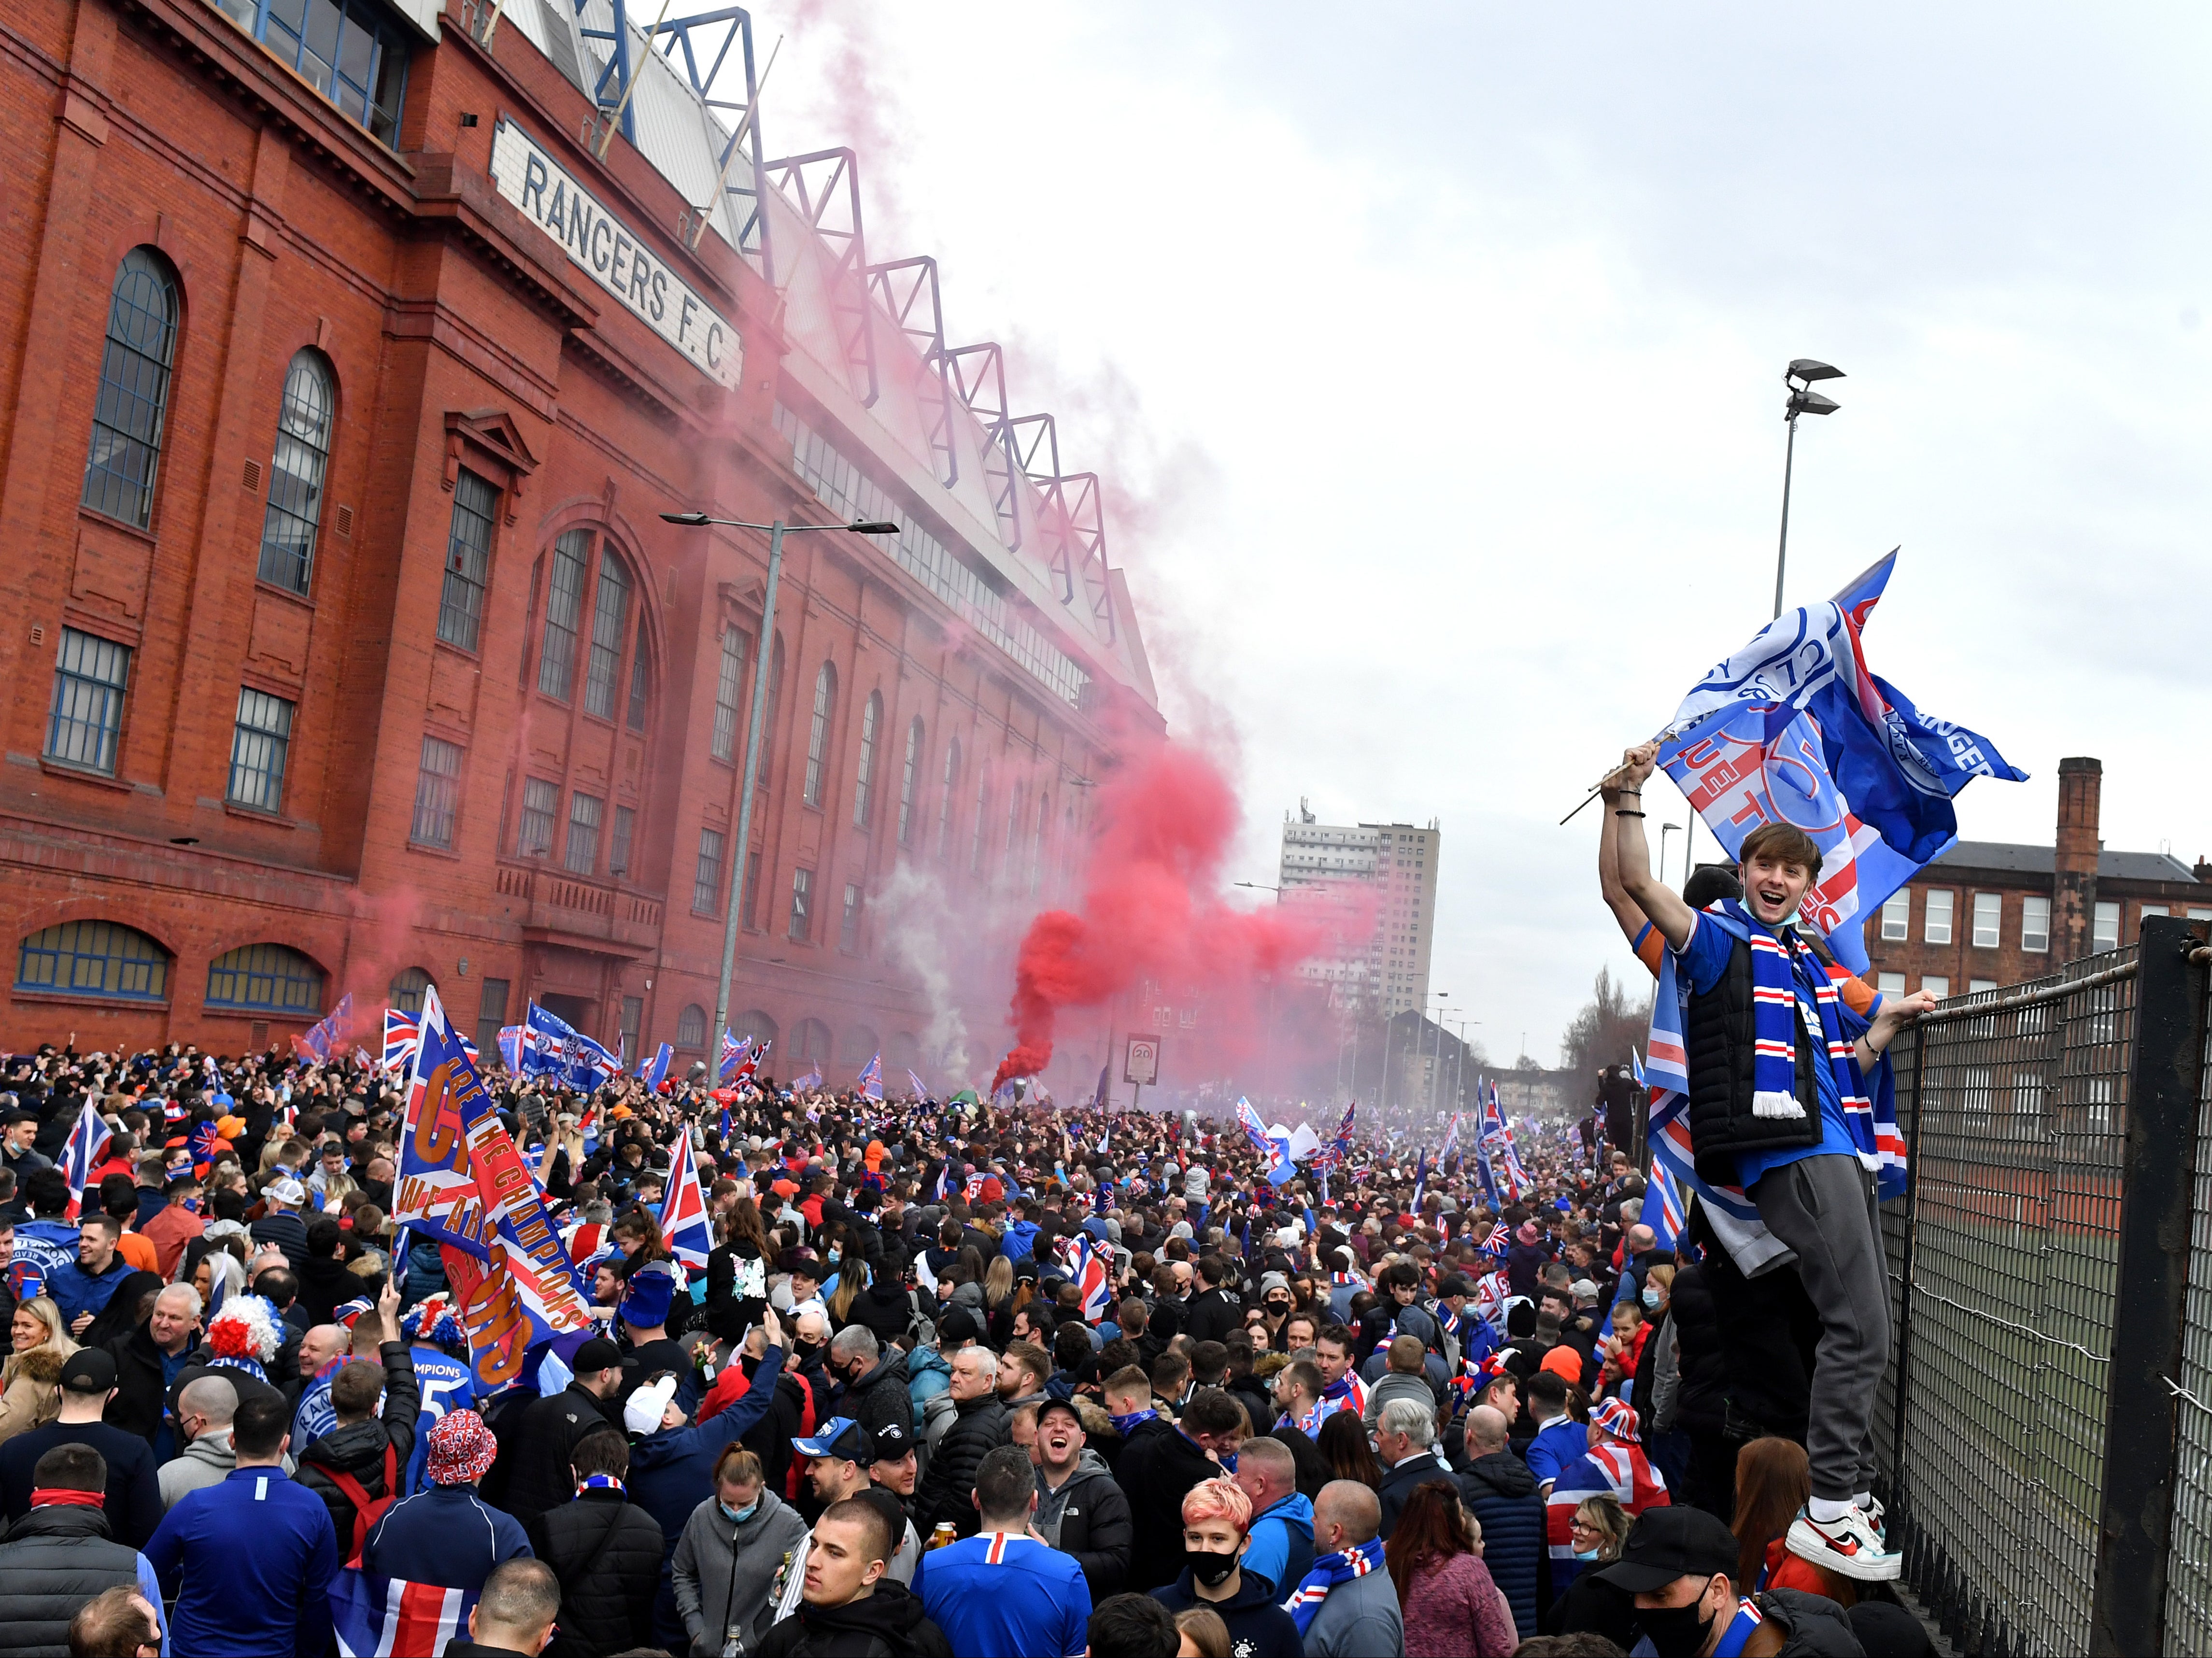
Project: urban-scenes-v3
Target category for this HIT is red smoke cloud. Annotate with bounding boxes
[990,739,1326,1094]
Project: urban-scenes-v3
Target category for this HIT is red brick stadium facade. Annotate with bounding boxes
[0,0,1160,1080]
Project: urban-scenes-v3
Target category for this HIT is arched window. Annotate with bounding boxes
[538,530,590,701]
[628,613,652,732]
[804,662,837,807]
[676,1003,708,1048]
[256,351,335,594]
[937,737,960,861]
[206,944,324,1014]
[388,966,435,1015]
[853,691,881,828]
[711,629,745,762]
[888,1031,921,1075]
[790,1017,831,1063]
[16,921,169,1002]
[898,717,923,848]
[841,1023,879,1065]
[731,1009,779,1049]
[81,249,179,528]
[583,554,632,719]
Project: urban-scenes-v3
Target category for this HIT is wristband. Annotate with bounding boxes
[1614,810,1646,819]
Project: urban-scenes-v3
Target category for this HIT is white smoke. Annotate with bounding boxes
[875,860,975,1082]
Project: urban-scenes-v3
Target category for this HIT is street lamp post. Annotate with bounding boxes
[1428,990,1449,1118]
[1772,359,1844,620]
[1235,880,1284,1105]
[660,510,899,1052]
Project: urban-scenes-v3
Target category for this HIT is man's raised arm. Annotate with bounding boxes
[1608,742,1695,950]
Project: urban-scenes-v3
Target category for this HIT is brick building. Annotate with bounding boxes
[1860,757,2210,998]
[0,0,1160,1083]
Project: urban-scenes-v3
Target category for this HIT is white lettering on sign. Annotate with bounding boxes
[489,119,741,389]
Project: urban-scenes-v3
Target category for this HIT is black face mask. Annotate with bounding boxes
[1265,1300,1290,1316]
[1635,1580,1718,1658]
[1182,1545,1239,1589]
[792,1339,824,1365]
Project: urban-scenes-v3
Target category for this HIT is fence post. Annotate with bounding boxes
[2088,918,2208,1657]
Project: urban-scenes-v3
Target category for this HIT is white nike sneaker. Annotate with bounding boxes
[1787,1503,1902,1582]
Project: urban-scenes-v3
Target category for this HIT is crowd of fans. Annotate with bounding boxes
[0,1029,1940,1658]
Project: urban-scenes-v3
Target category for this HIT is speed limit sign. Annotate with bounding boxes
[1124,1037,1161,1086]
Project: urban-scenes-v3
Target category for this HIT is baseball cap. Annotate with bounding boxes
[1570,1278,1600,1302]
[792,1416,871,1464]
[267,1176,309,1206]
[870,1418,914,1462]
[572,1336,632,1374]
[60,1349,117,1392]
[624,1375,680,1436]
[1036,1396,1084,1430]
[1596,1506,1741,1594]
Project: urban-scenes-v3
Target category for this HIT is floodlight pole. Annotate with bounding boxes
[1774,410,1801,622]
[713,519,783,1048]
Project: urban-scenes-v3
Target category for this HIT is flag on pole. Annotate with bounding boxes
[518,1004,620,1091]
[57,1096,111,1221]
[734,1040,768,1085]
[1090,1063,1111,1111]
[1411,1147,1428,1211]
[658,1131,713,1272]
[906,1069,931,1103]
[1654,551,2025,974]
[382,1009,421,1075]
[638,1043,672,1091]
[1646,1157,1687,1255]
[496,1026,523,1074]
[1056,1233,1111,1321]
[294,992,357,1062]
[791,1064,822,1092]
[719,1031,750,1082]
[857,1053,883,1103]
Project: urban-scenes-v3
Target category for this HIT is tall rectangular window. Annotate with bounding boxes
[82,251,178,528]
[1971,892,2002,949]
[620,995,642,1060]
[583,558,630,719]
[627,615,651,731]
[2021,895,2051,953]
[789,867,813,941]
[564,791,602,875]
[744,849,763,929]
[1921,976,1949,998]
[693,829,725,914]
[411,736,463,848]
[438,468,496,650]
[538,530,588,700]
[610,805,636,878]
[1880,890,1910,942]
[712,630,745,762]
[1923,890,1954,946]
[226,687,294,813]
[229,0,407,145]
[517,777,558,857]
[1877,972,1907,997]
[2093,902,2120,951]
[841,881,862,951]
[44,628,131,775]
[475,978,510,1061]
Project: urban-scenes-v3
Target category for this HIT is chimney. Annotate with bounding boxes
[2053,757,2102,962]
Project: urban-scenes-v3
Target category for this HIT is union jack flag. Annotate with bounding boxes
[329,1569,477,1657]
[1647,1157,1687,1254]
[856,1052,883,1103]
[382,1008,420,1074]
[1057,1233,1111,1321]
[658,1130,713,1272]
[565,1219,608,1267]
[734,1039,768,1085]
[1315,1100,1357,1170]
[58,1095,111,1220]
[186,1120,223,1177]
[790,1063,822,1092]
[638,1043,672,1091]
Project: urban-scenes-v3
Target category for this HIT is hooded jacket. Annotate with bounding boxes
[1035,1448,1133,1602]
[751,1579,954,1658]
[1151,1566,1305,1658]
[157,1425,296,1509]
[0,1502,150,1658]
[528,1487,665,1658]
[1240,1488,1314,1598]
[362,1481,532,1591]
[671,1486,809,1655]
[0,1348,64,1448]
[294,1342,422,1556]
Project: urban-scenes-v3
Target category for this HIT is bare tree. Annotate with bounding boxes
[1559,965,1652,1077]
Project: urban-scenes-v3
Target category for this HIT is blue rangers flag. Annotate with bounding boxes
[1655,552,2024,974]
[1411,1147,1428,1211]
[496,1025,524,1074]
[719,1031,750,1082]
[520,1003,620,1091]
[58,1095,111,1220]
[1646,1156,1687,1255]
[638,1042,673,1091]
[907,1068,932,1104]
[857,1052,884,1103]
[1236,1098,1302,1187]
[791,1064,822,1092]
[294,992,357,1063]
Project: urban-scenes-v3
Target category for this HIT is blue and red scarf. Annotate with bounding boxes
[1281,1537,1385,1636]
[1714,1596,1766,1658]
[1712,899,1869,1125]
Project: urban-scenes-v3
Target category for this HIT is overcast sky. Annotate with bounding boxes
[749,2,2212,1068]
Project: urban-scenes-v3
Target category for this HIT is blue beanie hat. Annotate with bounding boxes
[621,1260,677,1329]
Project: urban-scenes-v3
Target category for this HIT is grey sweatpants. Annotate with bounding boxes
[1749,1152,1888,1500]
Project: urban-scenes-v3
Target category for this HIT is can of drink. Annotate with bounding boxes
[928,1522,957,1551]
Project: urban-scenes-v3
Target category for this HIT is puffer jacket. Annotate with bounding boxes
[1465,1484,1547,1641]
[0,1502,145,1658]
[913,1390,1008,1536]
[841,1349,912,1448]
[670,1487,809,1657]
[1759,1587,1866,1657]
[527,1489,665,1658]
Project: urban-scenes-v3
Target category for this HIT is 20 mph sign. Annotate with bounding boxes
[1124,1038,1160,1086]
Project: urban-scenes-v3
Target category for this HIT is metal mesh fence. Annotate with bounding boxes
[2165,969,2212,1653]
[1878,949,2134,1658]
